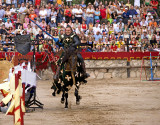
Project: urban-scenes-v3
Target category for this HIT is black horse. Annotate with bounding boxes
[51,50,86,108]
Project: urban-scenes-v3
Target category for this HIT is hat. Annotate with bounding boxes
[147,13,151,16]
[17,29,20,32]
[129,15,132,17]
[0,19,2,20]
[96,20,100,23]
[114,19,116,22]
[88,2,91,5]
[119,18,122,21]
[125,8,128,10]
[34,18,37,20]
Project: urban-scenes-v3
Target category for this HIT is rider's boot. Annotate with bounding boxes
[81,63,90,78]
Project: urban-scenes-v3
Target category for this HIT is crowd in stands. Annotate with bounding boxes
[0,0,159,52]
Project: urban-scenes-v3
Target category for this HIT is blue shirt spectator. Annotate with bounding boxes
[127,6,138,17]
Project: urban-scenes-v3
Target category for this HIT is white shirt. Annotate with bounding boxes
[134,0,140,7]
[74,9,83,17]
[10,8,16,13]
[5,22,13,28]
[93,26,101,35]
[86,8,95,17]
[75,28,82,34]
[32,27,40,36]
[39,10,47,19]
[6,0,11,4]
[19,7,27,14]
[72,8,76,15]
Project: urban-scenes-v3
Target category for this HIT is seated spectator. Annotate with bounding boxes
[93,20,100,35]
[36,30,44,39]
[5,19,13,29]
[81,20,87,32]
[149,18,157,27]
[94,31,102,43]
[40,18,47,30]
[2,37,11,52]
[23,18,29,29]
[133,20,140,27]
[29,10,37,20]
[150,35,157,46]
[110,41,118,52]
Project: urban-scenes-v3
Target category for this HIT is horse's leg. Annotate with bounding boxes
[51,82,57,96]
[61,90,65,104]
[75,87,81,105]
[65,92,68,108]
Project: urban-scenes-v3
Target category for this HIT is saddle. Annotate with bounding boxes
[64,55,77,72]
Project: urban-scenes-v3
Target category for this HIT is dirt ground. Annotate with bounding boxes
[0,78,160,125]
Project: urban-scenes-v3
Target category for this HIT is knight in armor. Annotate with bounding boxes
[54,25,90,80]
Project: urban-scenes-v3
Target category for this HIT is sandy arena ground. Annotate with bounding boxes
[0,78,160,125]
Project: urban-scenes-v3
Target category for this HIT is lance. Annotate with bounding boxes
[29,18,61,45]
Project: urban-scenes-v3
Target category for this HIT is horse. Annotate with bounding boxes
[51,49,86,108]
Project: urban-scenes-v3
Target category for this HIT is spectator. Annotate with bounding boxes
[19,3,27,23]
[64,5,72,23]
[74,5,83,24]
[39,5,47,21]
[36,30,44,39]
[0,5,5,19]
[48,18,57,28]
[127,5,137,18]
[100,5,106,24]
[86,2,95,26]
[150,0,158,12]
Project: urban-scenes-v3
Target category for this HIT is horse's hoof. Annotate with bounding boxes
[61,99,64,104]
[52,92,56,96]
[57,90,61,94]
[76,101,80,105]
[79,96,82,99]
[65,106,68,109]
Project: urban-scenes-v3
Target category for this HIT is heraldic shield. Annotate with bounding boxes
[15,35,31,55]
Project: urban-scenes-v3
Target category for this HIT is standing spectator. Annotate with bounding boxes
[19,3,27,23]
[46,5,51,24]
[74,5,83,24]
[134,0,140,7]
[127,5,137,18]
[39,5,47,21]
[123,8,129,24]
[0,5,5,19]
[100,5,106,24]
[94,7,100,23]
[80,1,86,8]
[34,5,40,17]
[51,8,57,21]
[150,0,158,12]
[116,6,123,23]
[57,6,64,24]
[64,5,72,23]
[86,3,95,26]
